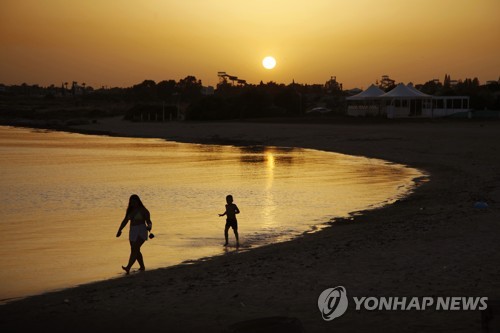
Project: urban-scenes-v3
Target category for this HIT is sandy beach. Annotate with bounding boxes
[1,117,499,332]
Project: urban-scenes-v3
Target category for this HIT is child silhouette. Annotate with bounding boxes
[218,194,240,247]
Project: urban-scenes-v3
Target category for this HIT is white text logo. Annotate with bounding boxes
[319,286,488,321]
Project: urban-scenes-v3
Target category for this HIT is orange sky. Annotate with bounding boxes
[1,0,499,89]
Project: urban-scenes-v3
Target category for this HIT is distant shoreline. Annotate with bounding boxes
[1,114,497,150]
[1,117,499,332]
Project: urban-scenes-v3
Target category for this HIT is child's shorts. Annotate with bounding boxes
[225,218,238,231]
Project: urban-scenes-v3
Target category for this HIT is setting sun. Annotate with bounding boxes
[262,56,276,70]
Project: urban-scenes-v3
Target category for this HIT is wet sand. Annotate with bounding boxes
[1,117,499,332]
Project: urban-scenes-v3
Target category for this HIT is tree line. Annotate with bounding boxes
[1,74,498,121]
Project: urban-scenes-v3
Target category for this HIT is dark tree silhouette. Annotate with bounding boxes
[157,80,177,102]
[132,80,157,100]
[378,75,396,92]
[177,75,202,102]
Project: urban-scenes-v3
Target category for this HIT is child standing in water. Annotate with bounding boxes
[219,194,240,247]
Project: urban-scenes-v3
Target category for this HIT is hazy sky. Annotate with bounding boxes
[1,0,499,89]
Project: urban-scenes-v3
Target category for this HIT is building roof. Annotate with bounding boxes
[380,83,431,98]
[406,83,431,97]
[346,84,385,100]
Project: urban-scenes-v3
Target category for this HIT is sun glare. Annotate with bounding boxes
[262,56,276,70]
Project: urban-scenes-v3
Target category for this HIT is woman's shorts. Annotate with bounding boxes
[129,224,148,242]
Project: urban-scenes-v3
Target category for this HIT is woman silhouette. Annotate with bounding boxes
[116,194,153,274]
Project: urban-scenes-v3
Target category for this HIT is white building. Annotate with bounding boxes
[347,83,470,118]
[345,84,385,116]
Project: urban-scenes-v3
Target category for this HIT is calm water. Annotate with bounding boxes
[0,126,424,302]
